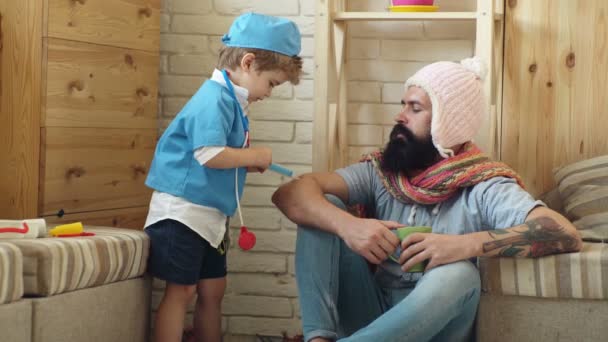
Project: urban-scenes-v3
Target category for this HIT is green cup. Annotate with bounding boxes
[389,226,432,272]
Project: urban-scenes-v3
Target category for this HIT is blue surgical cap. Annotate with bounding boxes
[222,13,301,57]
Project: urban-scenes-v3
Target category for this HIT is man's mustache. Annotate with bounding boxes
[389,124,415,142]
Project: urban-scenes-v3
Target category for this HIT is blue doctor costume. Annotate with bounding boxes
[143,12,302,285]
[146,12,301,221]
[145,72,249,216]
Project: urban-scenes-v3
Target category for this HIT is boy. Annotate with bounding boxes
[144,13,302,342]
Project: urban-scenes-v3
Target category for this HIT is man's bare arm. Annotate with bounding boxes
[400,206,583,271]
[272,172,402,264]
[271,172,352,235]
[481,207,582,257]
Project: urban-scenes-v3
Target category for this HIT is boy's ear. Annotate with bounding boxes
[240,53,256,72]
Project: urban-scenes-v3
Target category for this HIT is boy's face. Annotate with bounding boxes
[240,68,289,103]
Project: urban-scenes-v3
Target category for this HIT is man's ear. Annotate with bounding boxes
[240,53,256,72]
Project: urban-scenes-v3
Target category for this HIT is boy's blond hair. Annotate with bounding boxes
[217,47,303,85]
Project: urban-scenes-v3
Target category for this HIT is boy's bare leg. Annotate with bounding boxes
[194,277,227,342]
[154,282,197,342]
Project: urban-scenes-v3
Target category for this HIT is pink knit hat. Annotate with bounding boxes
[404,57,487,158]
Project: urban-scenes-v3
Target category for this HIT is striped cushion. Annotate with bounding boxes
[554,154,608,242]
[480,242,608,300]
[8,227,148,297]
[0,242,23,304]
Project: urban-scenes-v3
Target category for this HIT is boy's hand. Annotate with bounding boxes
[250,147,272,170]
[247,167,265,173]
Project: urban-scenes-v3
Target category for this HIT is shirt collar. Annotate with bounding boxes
[211,69,249,115]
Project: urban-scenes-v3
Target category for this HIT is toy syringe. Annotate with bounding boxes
[268,163,294,178]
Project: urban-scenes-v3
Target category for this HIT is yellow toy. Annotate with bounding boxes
[49,222,84,237]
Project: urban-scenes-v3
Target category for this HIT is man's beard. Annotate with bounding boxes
[380,124,440,174]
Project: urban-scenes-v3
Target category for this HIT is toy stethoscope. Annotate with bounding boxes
[221,70,296,250]
[221,69,256,250]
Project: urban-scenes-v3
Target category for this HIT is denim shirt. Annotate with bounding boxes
[336,162,543,288]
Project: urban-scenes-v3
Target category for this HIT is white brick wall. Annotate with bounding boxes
[344,0,476,163]
[156,0,476,339]
[347,81,382,103]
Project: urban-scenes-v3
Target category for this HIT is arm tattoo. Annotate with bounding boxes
[483,216,579,257]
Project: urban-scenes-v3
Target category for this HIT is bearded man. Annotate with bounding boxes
[271,57,582,342]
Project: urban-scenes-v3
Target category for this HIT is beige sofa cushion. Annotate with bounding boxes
[480,242,608,300]
[554,154,608,242]
[9,227,148,296]
[0,242,23,304]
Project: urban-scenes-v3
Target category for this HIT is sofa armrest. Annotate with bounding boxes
[479,242,607,300]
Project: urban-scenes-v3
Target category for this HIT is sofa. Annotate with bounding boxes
[0,227,151,342]
[476,155,608,341]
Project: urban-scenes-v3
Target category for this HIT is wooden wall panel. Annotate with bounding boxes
[45,206,149,230]
[0,0,43,218]
[39,127,156,216]
[43,38,159,129]
[46,0,160,52]
[501,0,608,196]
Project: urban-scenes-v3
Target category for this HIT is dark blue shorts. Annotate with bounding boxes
[145,219,227,285]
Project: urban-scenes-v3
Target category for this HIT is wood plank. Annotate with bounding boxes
[332,20,348,169]
[0,0,43,219]
[475,0,496,158]
[337,66,348,169]
[0,3,3,134]
[43,38,159,129]
[493,0,505,160]
[313,0,332,172]
[328,103,337,170]
[333,21,345,79]
[502,0,557,196]
[46,0,160,52]
[39,127,156,216]
[333,11,479,21]
[44,206,149,230]
[501,0,608,196]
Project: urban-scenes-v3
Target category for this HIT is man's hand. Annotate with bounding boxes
[398,233,477,272]
[339,219,402,265]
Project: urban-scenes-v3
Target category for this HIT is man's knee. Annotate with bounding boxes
[423,261,481,292]
[295,195,348,257]
[439,260,479,278]
[295,194,347,233]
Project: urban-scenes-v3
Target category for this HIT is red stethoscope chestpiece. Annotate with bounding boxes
[238,226,256,251]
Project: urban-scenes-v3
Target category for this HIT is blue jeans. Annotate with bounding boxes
[295,196,480,342]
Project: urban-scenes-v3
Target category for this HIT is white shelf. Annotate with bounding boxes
[332,11,503,21]
[314,0,505,171]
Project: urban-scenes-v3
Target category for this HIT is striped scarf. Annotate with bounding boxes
[362,142,524,205]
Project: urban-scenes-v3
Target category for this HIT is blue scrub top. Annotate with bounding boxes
[146,80,247,216]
